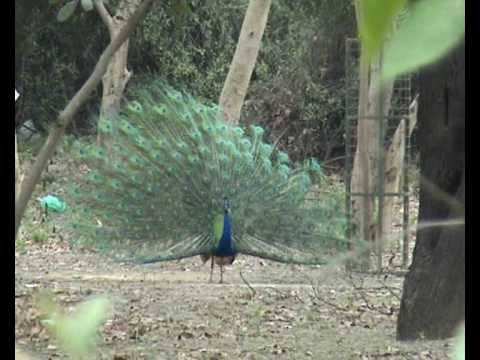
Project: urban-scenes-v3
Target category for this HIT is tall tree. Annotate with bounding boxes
[349,0,396,271]
[95,0,142,119]
[382,94,418,266]
[219,0,272,124]
[397,41,465,340]
[15,90,22,202]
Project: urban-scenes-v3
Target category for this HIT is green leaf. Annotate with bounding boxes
[358,0,406,60]
[451,323,465,360]
[382,0,465,82]
[41,296,110,357]
[81,0,94,12]
[56,297,110,356]
[57,0,79,22]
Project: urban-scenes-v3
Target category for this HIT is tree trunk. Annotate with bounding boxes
[96,0,140,143]
[369,52,395,271]
[15,89,22,205]
[349,49,395,271]
[218,0,272,125]
[101,41,131,117]
[397,41,464,340]
[349,50,374,271]
[15,131,21,203]
[14,0,153,240]
[382,96,418,247]
[349,1,397,271]
[15,90,21,202]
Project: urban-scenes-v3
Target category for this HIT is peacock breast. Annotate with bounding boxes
[214,213,236,257]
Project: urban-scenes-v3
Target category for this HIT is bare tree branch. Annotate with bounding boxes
[95,0,115,37]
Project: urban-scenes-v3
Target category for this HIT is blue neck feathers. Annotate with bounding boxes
[215,211,235,256]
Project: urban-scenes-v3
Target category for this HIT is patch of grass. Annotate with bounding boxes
[18,135,47,161]
[17,205,54,247]
[15,238,28,252]
[248,301,266,336]
[31,229,49,244]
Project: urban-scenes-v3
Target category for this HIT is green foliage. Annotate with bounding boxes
[57,0,80,22]
[31,229,49,244]
[15,238,27,252]
[357,0,406,61]
[15,0,53,59]
[39,294,110,358]
[81,0,94,12]
[57,0,95,22]
[16,2,106,133]
[241,0,355,162]
[130,0,244,99]
[382,0,465,82]
[16,0,355,163]
[68,82,351,265]
[356,0,464,82]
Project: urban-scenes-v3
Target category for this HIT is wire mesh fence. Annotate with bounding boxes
[344,38,413,268]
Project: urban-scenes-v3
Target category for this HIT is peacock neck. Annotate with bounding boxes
[216,211,235,256]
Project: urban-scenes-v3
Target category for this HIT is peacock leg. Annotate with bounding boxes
[220,264,224,284]
[209,256,214,283]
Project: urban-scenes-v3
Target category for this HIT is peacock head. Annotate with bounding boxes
[223,197,231,214]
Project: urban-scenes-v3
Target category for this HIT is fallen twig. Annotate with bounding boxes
[307,275,350,312]
[239,271,256,297]
[345,270,399,316]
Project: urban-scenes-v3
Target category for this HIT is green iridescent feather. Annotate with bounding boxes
[68,80,351,264]
[213,214,224,245]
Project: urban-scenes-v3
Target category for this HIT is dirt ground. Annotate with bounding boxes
[15,242,454,360]
[15,155,453,359]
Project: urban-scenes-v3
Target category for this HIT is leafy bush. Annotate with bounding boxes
[17,0,355,163]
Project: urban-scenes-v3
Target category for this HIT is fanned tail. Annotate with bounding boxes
[68,80,352,266]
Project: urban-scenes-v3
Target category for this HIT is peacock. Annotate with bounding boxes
[69,81,349,283]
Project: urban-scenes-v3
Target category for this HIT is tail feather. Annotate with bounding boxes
[68,80,350,265]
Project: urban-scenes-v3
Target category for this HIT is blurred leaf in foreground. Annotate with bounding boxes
[357,0,407,61]
[382,0,464,82]
[451,323,465,360]
[39,293,110,358]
